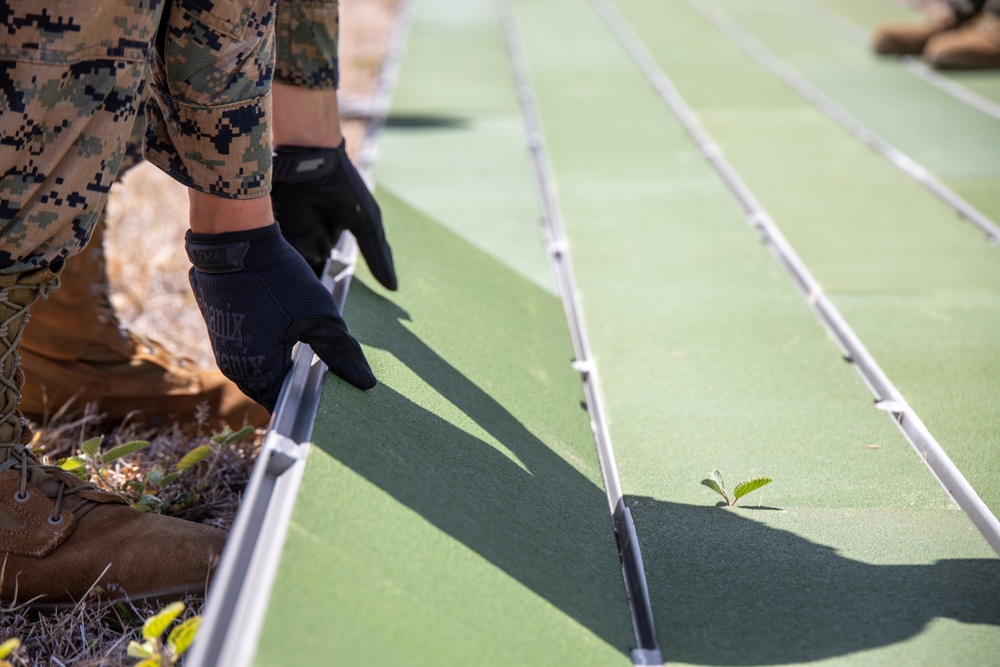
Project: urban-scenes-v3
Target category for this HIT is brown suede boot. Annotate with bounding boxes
[925,12,1000,68]
[872,2,970,55]
[19,223,268,428]
[0,267,227,609]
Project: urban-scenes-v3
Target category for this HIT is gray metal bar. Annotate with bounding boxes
[592,0,1000,556]
[683,0,1000,244]
[186,4,417,665]
[495,1,663,663]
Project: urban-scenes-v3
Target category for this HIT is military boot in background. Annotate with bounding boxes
[925,10,1000,68]
[19,223,268,427]
[0,266,228,609]
[872,1,972,55]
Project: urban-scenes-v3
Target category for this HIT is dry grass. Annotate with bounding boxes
[2,1,400,664]
[1,599,200,667]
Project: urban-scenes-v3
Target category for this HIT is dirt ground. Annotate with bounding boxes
[105,0,399,370]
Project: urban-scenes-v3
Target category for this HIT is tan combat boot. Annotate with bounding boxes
[19,223,269,427]
[0,266,227,609]
[925,11,1000,68]
[872,2,970,55]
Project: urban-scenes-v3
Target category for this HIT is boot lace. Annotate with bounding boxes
[0,453,88,525]
[0,278,95,524]
[0,280,49,444]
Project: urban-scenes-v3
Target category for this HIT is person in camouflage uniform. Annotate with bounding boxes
[0,0,395,606]
[16,0,396,429]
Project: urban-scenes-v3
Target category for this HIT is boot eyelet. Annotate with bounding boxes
[48,514,64,526]
[13,490,29,502]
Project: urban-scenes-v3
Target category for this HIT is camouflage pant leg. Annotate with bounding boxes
[275,0,340,90]
[143,0,277,199]
[0,0,160,275]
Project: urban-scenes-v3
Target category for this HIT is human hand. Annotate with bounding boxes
[272,142,397,290]
[186,223,376,412]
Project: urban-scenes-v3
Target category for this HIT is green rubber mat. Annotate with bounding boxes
[614,0,1000,516]
[703,0,1000,224]
[807,0,1000,108]
[806,0,913,27]
[249,0,1000,663]
[253,1,633,664]
[512,0,1000,663]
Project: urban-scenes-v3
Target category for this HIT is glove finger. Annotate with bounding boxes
[337,149,399,291]
[299,318,378,390]
[356,228,398,291]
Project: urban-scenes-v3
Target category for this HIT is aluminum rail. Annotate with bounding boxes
[496,1,662,664]
[186,3,416,665]
[681,0,1000,244]
[592,0,1000,557]
[796,0,1000,124]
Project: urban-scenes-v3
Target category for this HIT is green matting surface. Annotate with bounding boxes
[253,1,633,664]
[705,0,1000,224]
[513,0,1000,664]
[809,0,1000,107]
[614,0,1000,515]
[252,0,1000,664]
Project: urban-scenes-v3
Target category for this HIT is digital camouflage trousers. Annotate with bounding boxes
[0,0,340,275]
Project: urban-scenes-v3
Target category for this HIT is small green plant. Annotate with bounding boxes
[0,638,20,667]
[59,425,255,512]
[121,439,217,512]
[59,436,150,490]
[701,469,772,506]
[196,425,255,491]
[165,425,256,511]
[127,602,201,666]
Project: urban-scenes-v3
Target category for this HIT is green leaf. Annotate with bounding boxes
[214,425,254,446]
[136,658,162,667]
[102,440,150,464]
[160,472,182,486]
[81,436,103,459]
[210,427,233,444]
[137,494,164,511]
[177,445,213,472]
[732,477,773,504]
[167,616,201,656]
[142,601,184,640]
[700,470,729,504]
[127,640,154,659]
[59,456,87,472]
[146,466,165,486]
[0,639,19,659]
[224,425,255,445]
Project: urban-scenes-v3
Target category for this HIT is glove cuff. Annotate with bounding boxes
[185,223,282,273]
[272,142,346,184]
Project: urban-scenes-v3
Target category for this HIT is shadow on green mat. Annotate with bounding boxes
[315,278,635,656]
[383,113,470,130]
[320,281,999,664]
[628,498,1000,665]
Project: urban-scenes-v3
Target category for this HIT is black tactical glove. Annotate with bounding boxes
[186,223,376,413]
[272,142,397,290]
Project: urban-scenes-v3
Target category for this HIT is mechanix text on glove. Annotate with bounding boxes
[186,223,376,412]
